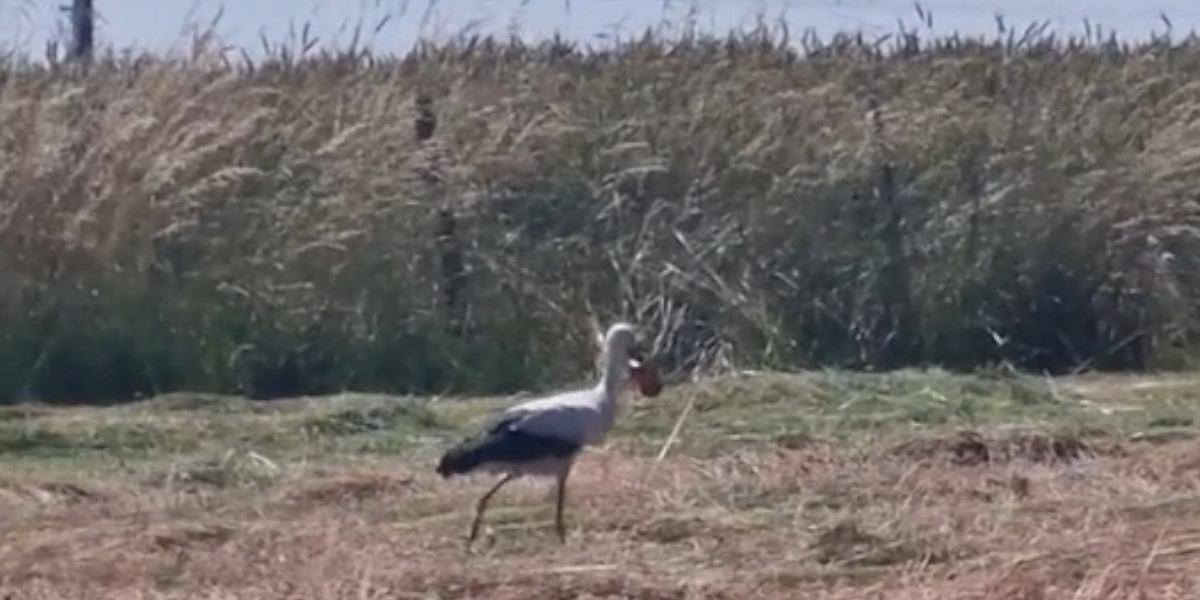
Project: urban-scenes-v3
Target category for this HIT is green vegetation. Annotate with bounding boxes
[4,15,1200,403]
[2,370,1195,468]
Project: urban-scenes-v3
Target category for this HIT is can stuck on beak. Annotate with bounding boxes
[628,358,664,397]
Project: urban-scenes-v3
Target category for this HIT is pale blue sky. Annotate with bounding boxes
[2,0,1196,58]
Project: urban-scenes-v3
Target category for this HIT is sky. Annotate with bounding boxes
[1,0,1197,59]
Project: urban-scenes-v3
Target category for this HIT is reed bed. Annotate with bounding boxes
[2,13,1199,402]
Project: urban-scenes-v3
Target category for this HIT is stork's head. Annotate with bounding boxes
[599,322,663,397]
[601,322,639,356]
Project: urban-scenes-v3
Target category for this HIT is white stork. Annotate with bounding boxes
[435,322,662,545]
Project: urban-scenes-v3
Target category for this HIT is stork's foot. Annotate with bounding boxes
[463,526,493,554]
[465,524,482,550]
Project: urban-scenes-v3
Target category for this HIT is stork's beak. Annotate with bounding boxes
[627,349,651,374]
[626,343,645,367]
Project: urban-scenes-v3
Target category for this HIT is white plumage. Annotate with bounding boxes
[435,322,647,544]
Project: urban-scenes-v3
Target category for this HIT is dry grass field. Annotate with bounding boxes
[3,370,1200,599]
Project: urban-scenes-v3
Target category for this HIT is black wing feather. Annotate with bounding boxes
[435,416,579,477]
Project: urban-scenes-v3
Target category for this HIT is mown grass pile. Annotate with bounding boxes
[2,371,1200,599]
[3,17,1200,402]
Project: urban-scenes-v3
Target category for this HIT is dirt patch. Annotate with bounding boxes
[810,520,964,568]
[281,471,415,504]
[891,428,1117,466]
[631,515,710,544]
[0,476,108,507]
[149,523,236,551]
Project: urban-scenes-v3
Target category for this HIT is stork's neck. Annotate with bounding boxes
[597,344,630,403]
[581,342,629,445]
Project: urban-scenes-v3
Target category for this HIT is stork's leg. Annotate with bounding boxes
[553,465,572,543]
[468,473,516,545]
